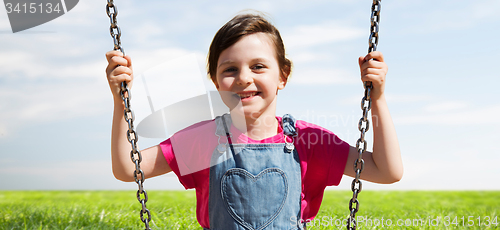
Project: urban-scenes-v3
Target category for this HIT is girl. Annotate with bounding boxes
[105,13,402,230]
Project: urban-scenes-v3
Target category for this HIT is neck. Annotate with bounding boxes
[230,109,279,141]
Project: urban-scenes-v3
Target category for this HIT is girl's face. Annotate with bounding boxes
[215,33,287,119]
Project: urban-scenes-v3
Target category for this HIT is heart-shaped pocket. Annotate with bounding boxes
[222,168,288,230]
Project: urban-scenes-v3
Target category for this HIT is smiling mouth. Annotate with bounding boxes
[236,92,260,99]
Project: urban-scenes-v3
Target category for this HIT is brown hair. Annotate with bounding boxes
[207,13,292,85]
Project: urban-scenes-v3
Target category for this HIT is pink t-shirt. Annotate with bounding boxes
[160,116,350,229]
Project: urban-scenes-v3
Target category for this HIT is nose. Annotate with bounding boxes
[235,68,253,86]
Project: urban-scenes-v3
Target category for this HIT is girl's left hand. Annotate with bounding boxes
[358,51,388,101]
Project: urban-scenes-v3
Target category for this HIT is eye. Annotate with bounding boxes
[223,67,237,73]
[252,64,266,71]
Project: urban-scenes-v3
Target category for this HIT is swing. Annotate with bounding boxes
[106,1,151,229]
[347,1,381,229]
[105,1,382,229]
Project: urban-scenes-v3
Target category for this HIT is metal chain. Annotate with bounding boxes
[346,0,380,229]
[106,1,151,229]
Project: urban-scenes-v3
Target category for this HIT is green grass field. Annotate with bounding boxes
[0,190,498,229]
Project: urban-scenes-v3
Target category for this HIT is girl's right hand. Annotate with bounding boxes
[105,50,133,101]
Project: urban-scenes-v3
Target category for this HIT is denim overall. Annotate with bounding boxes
[205,114,304,230]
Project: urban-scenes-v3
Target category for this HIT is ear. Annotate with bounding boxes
[278,76,287,90]
[210,75,220,89]
[278,69,289,90]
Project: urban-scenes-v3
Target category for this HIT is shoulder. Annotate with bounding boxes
[291,118,346,150]
[172,119,215,139]
[160,119,216,148]
[277,115,333,134]
[295,119,336,136]
[292,118,350,186]
[160,118,219,178]
[276,115,340,142]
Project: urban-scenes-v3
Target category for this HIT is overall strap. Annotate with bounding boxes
[220,115,233,144]
[214,114,236,157]
[282,114,298,153]
[282,114,298,137]
[215,113,232,136]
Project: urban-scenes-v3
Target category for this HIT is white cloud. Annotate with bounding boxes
[290,67,358,85]
[138,53,206,112]
[340,93,433,106]
[127,47,206,77]
[0,51,32,75]
[423,101,468,113]
[0,10,11,31]
[1,160,111,180]
[0,80,109,138]
[0,49,105,80]
[395,105,500,126]
[361,155,500,190]
[385,94,434,104]
[395,0,500,34]
[0,124,7,138]
[470,0,499,20]
[288,50,332,64]
[30,0,101,28]
[0,46,207,139]
[339,94,498,126]
[0,159,185,190]
[284,21,364,49]
[332,142,500,191]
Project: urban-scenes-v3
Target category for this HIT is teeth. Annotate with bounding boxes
[237,92,258,99]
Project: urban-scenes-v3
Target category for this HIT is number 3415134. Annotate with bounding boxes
[5,2,62,14]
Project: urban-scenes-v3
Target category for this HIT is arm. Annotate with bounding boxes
[106,51,172,182]
[343,51,403,184]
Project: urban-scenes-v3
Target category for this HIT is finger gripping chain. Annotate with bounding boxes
[106,1,151,229]
[347,0,380,229]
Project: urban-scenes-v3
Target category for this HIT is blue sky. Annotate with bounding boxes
[0,0,499,190]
